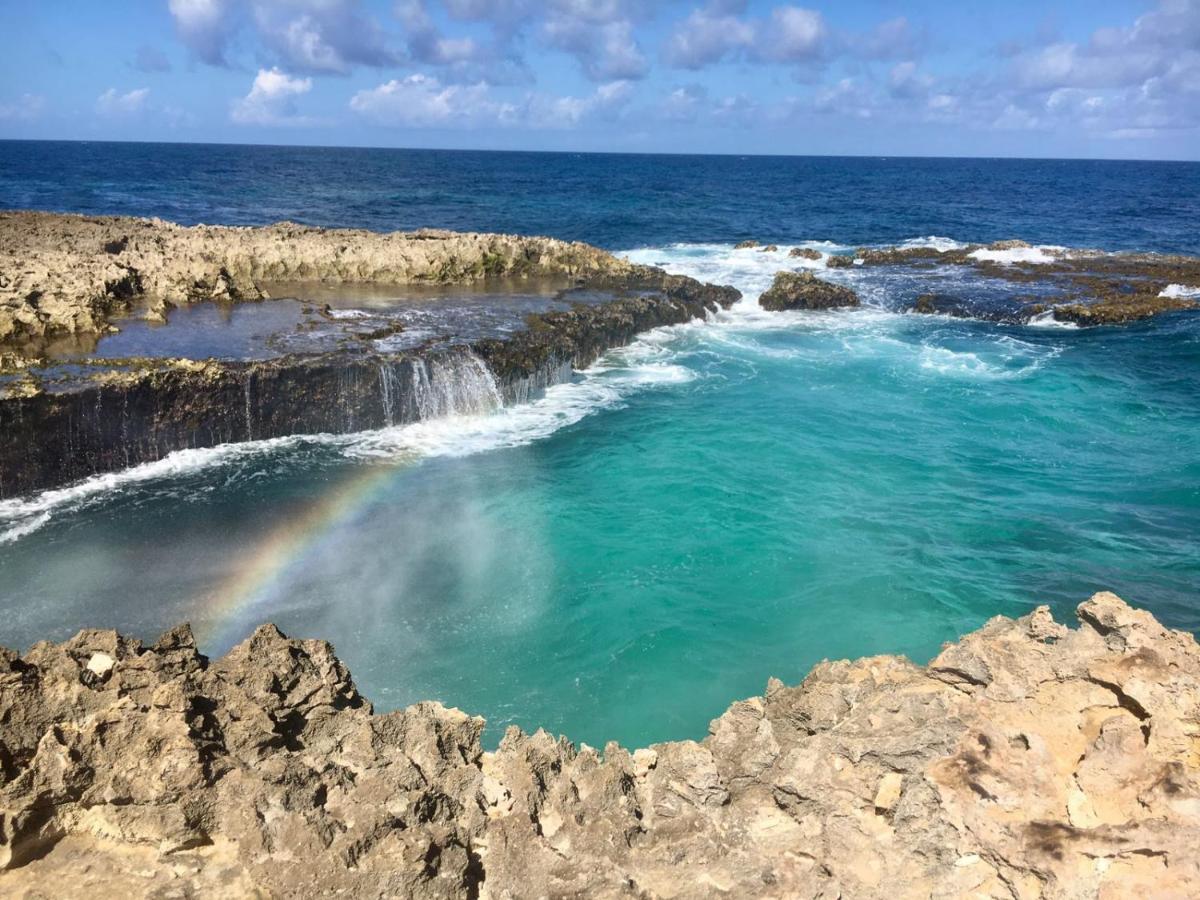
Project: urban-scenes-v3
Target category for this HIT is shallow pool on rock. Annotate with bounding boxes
[1,243,1197,749]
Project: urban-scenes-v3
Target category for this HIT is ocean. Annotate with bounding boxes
[1,140,1198,748]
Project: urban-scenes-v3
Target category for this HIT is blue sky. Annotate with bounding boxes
[1,0,1197,159]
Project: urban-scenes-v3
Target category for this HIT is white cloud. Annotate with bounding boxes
[0,93,46,121]
[350,74,517,127]
[662,6,755,69]
[169,0,397,72]
[542,17,648,81]
[758,7,826,63]
[349,74,632,130]
[231,68,314,125]
[168,0,236,66]
[96,88,151,117]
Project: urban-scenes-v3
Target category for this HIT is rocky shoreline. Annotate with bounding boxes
[0,214,739,497]
[0,592,1196,897]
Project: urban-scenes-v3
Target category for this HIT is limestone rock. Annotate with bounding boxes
[1,592,1198,898]
[789,247,822,260]
[0,212,634,347]
[759,270,860,311]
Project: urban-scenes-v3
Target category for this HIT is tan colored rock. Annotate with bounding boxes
[0,211,632,348]
[1,592,1198,898]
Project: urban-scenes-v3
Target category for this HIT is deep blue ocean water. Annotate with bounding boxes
[3,140,1200,253]
[1,141,1198,748]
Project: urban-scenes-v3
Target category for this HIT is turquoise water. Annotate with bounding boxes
[2,243,1197,748]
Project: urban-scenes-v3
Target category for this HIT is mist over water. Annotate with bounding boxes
[2,239,1197,749]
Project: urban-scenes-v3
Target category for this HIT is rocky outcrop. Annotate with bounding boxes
[759,270,860,311]
[0,212,633,348]
[0,270,740,497]
[789,247,822,260]
[734,240,758,249]
[759,245,778,253]
[1,592,1196,898]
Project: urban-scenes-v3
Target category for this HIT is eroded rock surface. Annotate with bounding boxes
[759,270,860,311]
[2,592,1196,898]
[0,212,632,347]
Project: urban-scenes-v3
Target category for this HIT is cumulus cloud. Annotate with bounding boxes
[169,0,397,72]
[349,74,632,130]
[662,3,827,69]
[168,0,237,66]
[96,87,151,117]
[542,16,648,81]
[231,67,314,125]
[661,4,755,69]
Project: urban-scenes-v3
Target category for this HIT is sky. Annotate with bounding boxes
[0,0,1197,159]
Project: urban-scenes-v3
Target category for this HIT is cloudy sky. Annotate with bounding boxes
[1,0,1197,159]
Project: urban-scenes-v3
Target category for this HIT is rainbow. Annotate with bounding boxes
[197,459,410,651]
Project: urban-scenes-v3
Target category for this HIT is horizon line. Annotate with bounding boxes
[0,136,1195,166]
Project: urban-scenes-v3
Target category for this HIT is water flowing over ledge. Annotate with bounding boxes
[1,592,1197,897]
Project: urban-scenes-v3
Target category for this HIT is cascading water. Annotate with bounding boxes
[406,349,504,421]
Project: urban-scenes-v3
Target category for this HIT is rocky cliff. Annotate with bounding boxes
[1,592,1197,898]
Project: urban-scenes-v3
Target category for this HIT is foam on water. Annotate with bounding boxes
[968,246,1061,265]
[1160,284,1200,299]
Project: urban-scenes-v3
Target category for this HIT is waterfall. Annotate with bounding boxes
[243,377,253,440]
[504,357,575,405]
[406,349,503,421]
[378,362,400,426]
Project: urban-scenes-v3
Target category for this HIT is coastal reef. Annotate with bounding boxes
[1,592,1197,898]
[850,239,1200,326]
[0,212,633,348]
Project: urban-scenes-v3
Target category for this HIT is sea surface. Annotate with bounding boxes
[1,141,1198,748]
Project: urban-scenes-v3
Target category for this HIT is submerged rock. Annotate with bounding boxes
[759,270,860,311]
[0,592,1196,898]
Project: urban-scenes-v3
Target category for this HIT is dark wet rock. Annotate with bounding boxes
[1051,290,1198,326]
[2,593,1198,897]
[987,239,1031,250]
[0,268,740,498]
[734,240,758,249]
[824,254,856,268]
[759,244,778,253]
[759,271,859,311]
[789,247,822,260]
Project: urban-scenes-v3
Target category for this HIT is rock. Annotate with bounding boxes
[0,212,634,348]
[789,247,822,260]
[825,254,855,268]
[85,652,114,679]
[734,240,758,249]
[988,239,1031,250]
[759,244,778,252]
[2,592,1195,898]
[758,270,860,311]
[1051,289,1198,326]
[0,269,741,498]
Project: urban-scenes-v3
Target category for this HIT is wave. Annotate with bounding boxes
[968,246,1062,265]
[1160,283,1200,299]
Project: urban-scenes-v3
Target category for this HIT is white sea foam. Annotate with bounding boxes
[0,437,316,544]
[1159,283,1200,299]
[968,246,1060,265]
[897,236,967,252]
[1026,310,1079,329]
